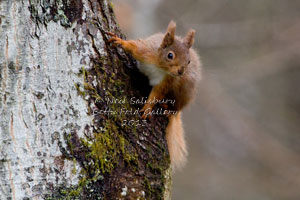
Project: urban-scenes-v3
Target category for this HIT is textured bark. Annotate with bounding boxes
[0,0,171,199]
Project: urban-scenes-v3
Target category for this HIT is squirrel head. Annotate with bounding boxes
[158,21,196,76]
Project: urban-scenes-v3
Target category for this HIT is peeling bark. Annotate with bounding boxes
[0,0,171,199]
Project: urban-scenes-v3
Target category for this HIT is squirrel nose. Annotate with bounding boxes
[178,67,185,75]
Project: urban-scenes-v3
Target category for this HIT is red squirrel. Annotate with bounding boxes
[109,21,202,169]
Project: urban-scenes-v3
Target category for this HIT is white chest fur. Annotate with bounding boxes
[137,63,166,86]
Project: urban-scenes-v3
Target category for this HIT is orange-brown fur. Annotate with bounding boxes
[109,21,202,169]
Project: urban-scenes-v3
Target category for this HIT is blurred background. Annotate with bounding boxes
[112,0,300,199]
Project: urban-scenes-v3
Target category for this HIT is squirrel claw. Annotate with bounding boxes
[140,106,152,120]
[107,32,123,46]
[141,114,147,120]
[108,37,116,43]
[106,32,117,37]
[108,36,123,46]
[139,106,148,114]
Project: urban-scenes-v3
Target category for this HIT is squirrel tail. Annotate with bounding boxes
[166,112,187,169]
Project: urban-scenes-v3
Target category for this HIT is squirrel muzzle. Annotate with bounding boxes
[177,67,185,75]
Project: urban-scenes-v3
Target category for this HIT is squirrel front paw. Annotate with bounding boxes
[140,104,152,120]
[107,32,124,46]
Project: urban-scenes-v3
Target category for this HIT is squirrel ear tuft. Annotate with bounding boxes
[184,29,196,48]
[167,20,176,34]
[161,21,176,48]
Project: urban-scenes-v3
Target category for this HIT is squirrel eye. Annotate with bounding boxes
[167,52,174,60]
[188,60,191,64]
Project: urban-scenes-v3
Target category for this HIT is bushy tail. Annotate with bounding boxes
[166,112,187,170]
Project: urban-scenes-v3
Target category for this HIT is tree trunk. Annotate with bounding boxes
[0,0,171,199]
